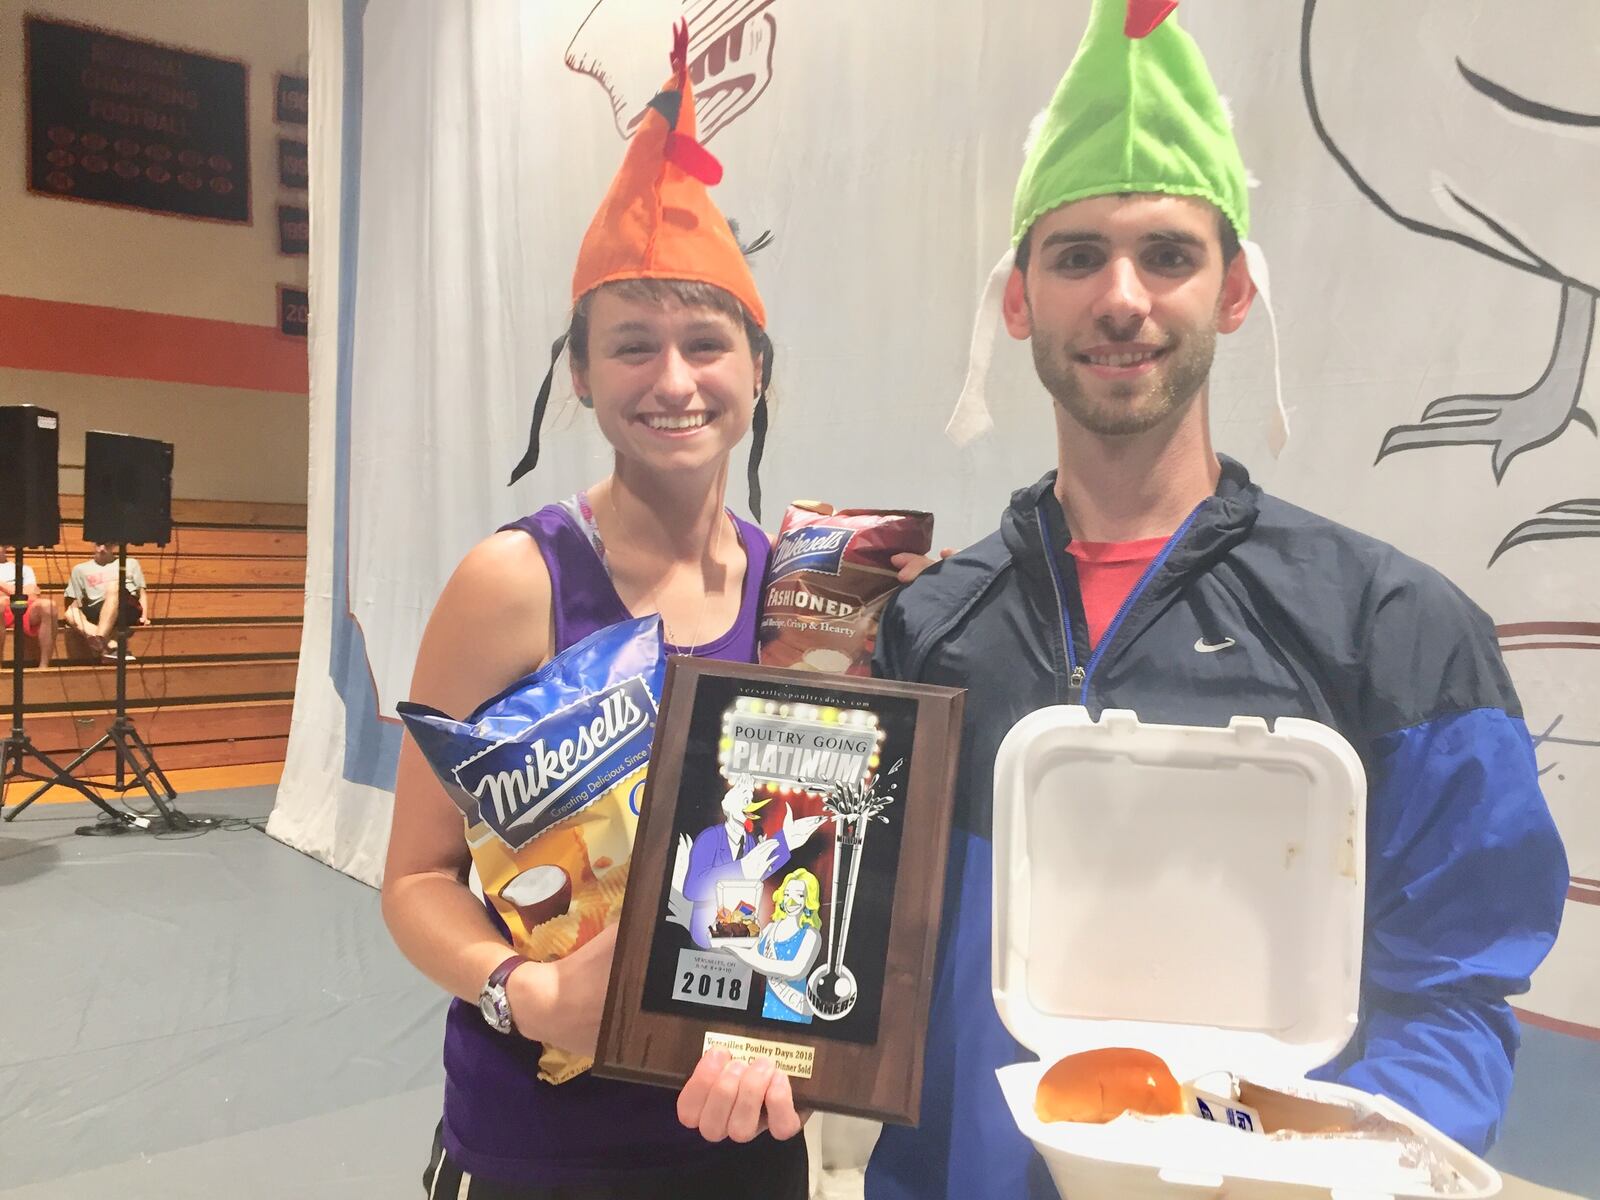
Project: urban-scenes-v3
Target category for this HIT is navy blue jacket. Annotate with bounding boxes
[867,459,1567,1200]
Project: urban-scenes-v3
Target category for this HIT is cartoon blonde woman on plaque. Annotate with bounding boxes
[724,868,823,1024]
[682,775,828,949]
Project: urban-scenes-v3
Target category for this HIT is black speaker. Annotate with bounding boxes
[83,431,174,546]
[0,405,62,548]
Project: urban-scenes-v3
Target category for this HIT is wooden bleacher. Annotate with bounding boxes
[7,495,304,777]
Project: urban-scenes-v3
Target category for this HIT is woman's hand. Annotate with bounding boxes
[724,943,765,973]
[891,548,956,584]
[508,923,618,1057]
[677,1050,806,1143]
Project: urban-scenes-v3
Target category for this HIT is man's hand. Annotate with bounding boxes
[891,549,956,585]
[739,837,783,881]
[677,1050,805,1143]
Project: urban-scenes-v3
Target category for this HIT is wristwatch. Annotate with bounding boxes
[478,954,529,1035]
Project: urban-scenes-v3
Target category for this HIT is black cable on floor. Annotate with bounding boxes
[75,808,262,839]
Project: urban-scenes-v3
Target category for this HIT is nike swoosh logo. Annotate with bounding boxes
[1194,638,1236,654]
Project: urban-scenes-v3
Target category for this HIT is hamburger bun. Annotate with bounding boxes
[1034,1047,1184,1124]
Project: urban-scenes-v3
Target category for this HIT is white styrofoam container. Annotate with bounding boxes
[991,706,1501,1199]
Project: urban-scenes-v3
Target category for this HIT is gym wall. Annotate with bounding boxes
[0,0,309,505]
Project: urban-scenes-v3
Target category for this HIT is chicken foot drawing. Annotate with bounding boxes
[1376,284,1596,481]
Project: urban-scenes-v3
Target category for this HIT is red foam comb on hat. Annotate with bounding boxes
[1125,0,1179,38]
[670,17,689,77]
[661,18,721,184]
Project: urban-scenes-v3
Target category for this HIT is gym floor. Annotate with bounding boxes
[0,787,1589,1199]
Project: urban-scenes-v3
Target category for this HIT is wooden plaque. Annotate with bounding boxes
[595,658,964,1126]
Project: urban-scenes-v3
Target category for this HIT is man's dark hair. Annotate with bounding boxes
[1013,201,1242,275]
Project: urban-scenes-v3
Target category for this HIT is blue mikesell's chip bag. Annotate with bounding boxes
[397,615,666,1084]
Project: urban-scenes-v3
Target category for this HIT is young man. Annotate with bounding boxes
[865,3,1569,1197]
[63,544,151,660]
[0,547,57,668]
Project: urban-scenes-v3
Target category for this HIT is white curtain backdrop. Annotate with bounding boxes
[269,1,1599,1189]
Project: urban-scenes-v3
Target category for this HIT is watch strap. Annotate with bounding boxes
[487,954,528,991]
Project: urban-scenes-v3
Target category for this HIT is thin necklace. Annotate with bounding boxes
[609,485,722,656]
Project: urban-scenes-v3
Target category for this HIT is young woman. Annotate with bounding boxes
[728,868,825,1024]
[381,27,807,1198]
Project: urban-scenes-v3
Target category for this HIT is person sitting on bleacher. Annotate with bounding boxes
[0,546,58,668]
[63,544,150,661]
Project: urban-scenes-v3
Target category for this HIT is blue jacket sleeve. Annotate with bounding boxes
[1310,708,1568,1153]
[873,590,911,682]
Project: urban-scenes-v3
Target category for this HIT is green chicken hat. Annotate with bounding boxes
[1013,0,1248,246]
[946,0,1287,452]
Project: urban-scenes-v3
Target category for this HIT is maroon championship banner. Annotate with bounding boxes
[278,137,308,190]
[274,73,308,126]
[278,205,309,256]
[278,286,309,338]
[26,16,249,223]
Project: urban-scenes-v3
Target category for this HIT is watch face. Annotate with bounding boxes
[479,991,500,1025]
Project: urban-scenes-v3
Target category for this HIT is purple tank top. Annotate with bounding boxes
[438,501,770,1185]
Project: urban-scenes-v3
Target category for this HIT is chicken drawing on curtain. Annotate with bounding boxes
[1305,0,1600,1063]
[566,0,781,144]
[1302,0,1599,564]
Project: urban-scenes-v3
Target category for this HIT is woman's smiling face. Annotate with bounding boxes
[780,878,806,914]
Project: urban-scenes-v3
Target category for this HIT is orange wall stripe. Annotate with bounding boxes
[0,293,309,394]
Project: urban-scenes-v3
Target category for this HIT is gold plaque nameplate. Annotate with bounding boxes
[703,1031,817,1079]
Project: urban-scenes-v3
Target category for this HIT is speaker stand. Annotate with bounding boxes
[1,544,135,828]
[7,545,196,832]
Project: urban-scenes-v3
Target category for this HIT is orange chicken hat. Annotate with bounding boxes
[510,20,773,518]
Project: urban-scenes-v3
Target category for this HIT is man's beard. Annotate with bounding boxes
[1032,325,1217,437]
